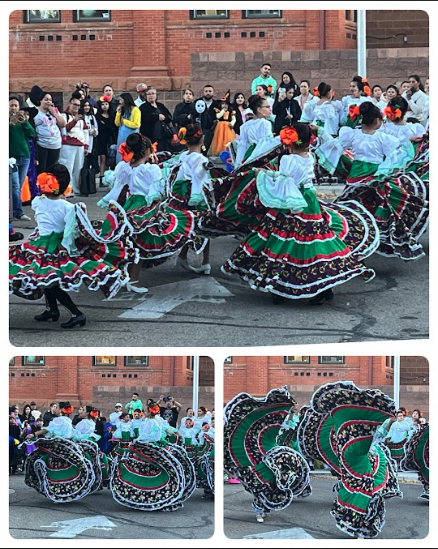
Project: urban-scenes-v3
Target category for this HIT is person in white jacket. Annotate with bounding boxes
[402,74,428,127]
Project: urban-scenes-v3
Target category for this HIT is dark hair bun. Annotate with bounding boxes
[359,101,382,125]
[184,123,204,144]
[248,94,264,114]
[317,82,332,97]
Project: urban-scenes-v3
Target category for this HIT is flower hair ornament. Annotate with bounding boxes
[313,86,320,97]
[348,104,361,121]
[383,105,403,121]
[148,403,160,415]
[185,419,195,428]
[37,173,60,195]
[118,142,134,163]
[362,77,371,97]
[90,410,100,418]
[267,85,273,94]
[178,127,188,144]
[279,126,302,147]
[100,95,112,103]
[62,405,74,415]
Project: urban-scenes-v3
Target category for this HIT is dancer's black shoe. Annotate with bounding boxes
[309,288,334,305]
[61,314,86,329]
[34,309,60,322]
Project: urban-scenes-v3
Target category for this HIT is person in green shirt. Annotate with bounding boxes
[9,96,36,220]
[251,63,277,98]
[125,392,143,413]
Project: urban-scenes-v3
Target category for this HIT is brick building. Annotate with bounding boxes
[9,355,214,416]
[224,356,429,415]
[9,9,429,111]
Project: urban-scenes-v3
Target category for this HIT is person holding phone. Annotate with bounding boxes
[272,87,302,135]
[402,74,428,126]
[159,395,182,428]
[58,93,90,196]
[34,92,66,175]
[9,96,36,220]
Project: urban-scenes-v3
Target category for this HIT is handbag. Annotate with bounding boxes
[79,166,97,196]
[160,122,174,139]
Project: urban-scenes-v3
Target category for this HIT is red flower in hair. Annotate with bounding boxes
[149,404,160,415]
[37,173,60,195]
[363,85,371,97]
[118,142,134,163]
[383,106,402,121]
[102,95,112,103]
[349,105,361,121]
[279,126,301,147]
[62,406,74,415]
[267,85,273,94]
[310,134,317,146]
[90,410,99,418]
[313,87,320,97]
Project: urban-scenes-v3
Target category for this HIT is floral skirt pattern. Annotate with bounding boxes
[400,424,429,500]
[110,440,196,511]
[184,435,215,493]
[335,137,429,261]
[10,202,134,300]
[224,387,311,514]
[301,382,402,538]
[222,186,378,299]
[24,437,97,503]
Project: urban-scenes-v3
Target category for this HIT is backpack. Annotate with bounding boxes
[79,166,96,196]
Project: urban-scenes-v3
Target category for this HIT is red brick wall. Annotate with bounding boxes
[9,355,214,413]
[366,10,429,49]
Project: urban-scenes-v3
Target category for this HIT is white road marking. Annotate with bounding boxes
[244,528,315,539]
[118,277,234,319]
[9,489,15,495]
[41,516,117,538]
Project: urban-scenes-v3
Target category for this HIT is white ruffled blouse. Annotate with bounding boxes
[234,118,280,167]
[175,151,212,206]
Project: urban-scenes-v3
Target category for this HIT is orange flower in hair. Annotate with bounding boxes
[118,142,134,163]
[279,126,302,147]
[100,95,112,103]
[148,404,160,415]
[90,410,99,418]
[383,105,402,121]
[363,84,371,97]
[37,173,60,195]
[349,105,361,121]
[313,87,320,97]
[267,85,273,94]
[178,127,188,145]
[62,406,74,415]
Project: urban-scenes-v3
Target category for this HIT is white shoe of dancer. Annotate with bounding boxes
[193,263,211,275]
[126,281,149,293]
[177,257,196,272]
[256,514,265,523]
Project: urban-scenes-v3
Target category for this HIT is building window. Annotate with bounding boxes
[9,357,15,366]
[386,357,394,369]
[345,10,358,22]
[94,356,116,366]
[124,356,148,366]
[24,10,60,23]
[73,10,111,22]
[243,10,282,19]
[190,10,229,20]
[186,357,194,370]
[23,356,45,366]
[319,356,344,364]
[284,356,310,364]
[224,357,233,364]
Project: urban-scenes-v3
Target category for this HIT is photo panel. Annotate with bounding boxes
[9,354,215,539]
[223,355,429,540]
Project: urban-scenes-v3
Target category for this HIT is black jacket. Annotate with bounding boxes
[273,97,302,135]
[173,101,196,128]
[139,101,173,140]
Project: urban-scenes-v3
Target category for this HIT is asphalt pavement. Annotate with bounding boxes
[224,475,429,539]
[9,472,214,539]
[10,184,429,347]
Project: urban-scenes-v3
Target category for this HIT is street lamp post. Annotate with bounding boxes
[193,356,199,418]
[357,10,367,77]
[393,356,400,409]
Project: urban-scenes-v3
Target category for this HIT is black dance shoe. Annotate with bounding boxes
[309,288,334,305]
[61,314,87,329]
[34,309,60,322]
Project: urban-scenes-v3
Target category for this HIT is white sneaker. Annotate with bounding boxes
[256,514,265,523]
[15,214,31,221]
[126,281,149,293]
[193,263,211,275]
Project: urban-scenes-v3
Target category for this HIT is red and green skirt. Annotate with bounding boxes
[222,187,378,299]
[224,387,311,514]
[24,437,97,503]
[336,146,429,260]
[110,440,196,511]
[400,424,429,500]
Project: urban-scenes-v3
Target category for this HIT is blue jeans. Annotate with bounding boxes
[11,156,31,217]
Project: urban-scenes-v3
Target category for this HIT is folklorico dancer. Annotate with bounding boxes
[224,386,311,524]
